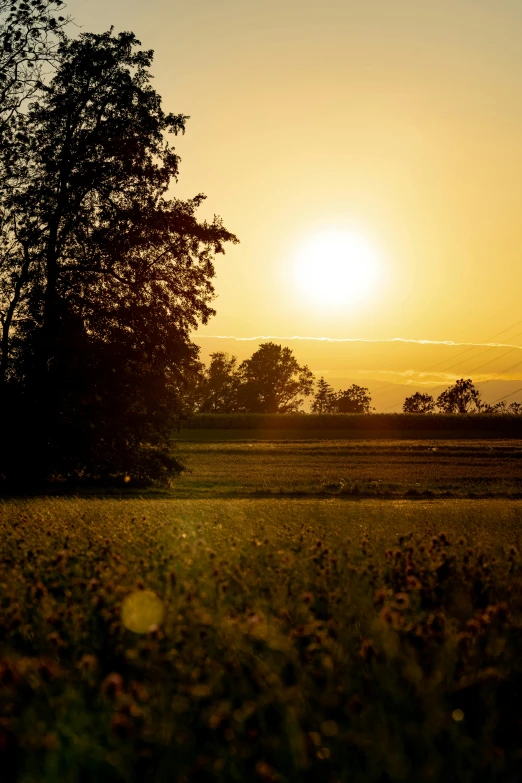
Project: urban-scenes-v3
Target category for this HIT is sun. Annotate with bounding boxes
[292,229,381,309]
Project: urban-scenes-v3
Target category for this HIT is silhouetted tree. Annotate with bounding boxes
[336,384,373,413]
[481,400,522,415]
[0,0,69,129]
[436,378,482,414]
[312,376,337,413]
[0,30,237,485]
[237,342,314,413]
[403,392,435,413]
[198,352,240,413]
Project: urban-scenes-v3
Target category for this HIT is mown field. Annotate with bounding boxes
[173,439,522,499]
[2,497,522,782]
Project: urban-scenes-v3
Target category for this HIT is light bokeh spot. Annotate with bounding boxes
[121,590,165,634]
[452,709,464,722]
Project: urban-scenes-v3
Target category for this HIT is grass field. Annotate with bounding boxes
[173,439,522,499]
[2,497,522,782]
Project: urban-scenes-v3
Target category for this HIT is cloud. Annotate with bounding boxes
[355,369,522,385]
[199,335,522,350]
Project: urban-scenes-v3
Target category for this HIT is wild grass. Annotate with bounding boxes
[2,498,522,782]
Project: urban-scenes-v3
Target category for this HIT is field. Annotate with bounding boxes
[173,439,522,499]
[2,496,522,782]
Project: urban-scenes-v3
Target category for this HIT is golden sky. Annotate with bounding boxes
[68,0,522,406]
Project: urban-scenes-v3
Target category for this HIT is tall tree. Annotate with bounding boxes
[198,352,240,413]
[436,379,482,414]
[336,384,373,413]
[0,0,68,129]
[0,30,237,484]
[312,376,337,413]
[403,392,435,413]
[237,342,314,413]
[1,1,69,376]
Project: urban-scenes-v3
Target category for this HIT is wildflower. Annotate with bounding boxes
[373,589,387,606]
[456,631,472,648]
[0,660,21,686]
[394,592,410,609]
[465,618,481,636]
[111,711,133,738]
[46,631,65,648]
[101,672,124,698]
[379,607,394,625]
[76,654,98,673]
[32,582,47,600]
[38,658,61,681]
[359,639,378,662]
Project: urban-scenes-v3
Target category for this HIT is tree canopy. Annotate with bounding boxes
[403,392,436,414]
[0,29,237,485]
[311,377,337,413]
[336,384,373,413]
[198,352,240,413]
[237,342,314,413]
[436,379,482,414]
[0,0,68,130]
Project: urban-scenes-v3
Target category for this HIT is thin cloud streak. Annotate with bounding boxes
[200,335,522,350]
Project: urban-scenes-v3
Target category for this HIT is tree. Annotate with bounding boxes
[0,30,238,485]
[336,384,373,413]
[198,352,240,413]
[481,400,522,415]
[312,376,337,413]
[436,379,482,414]
[0,0,69,129]
[403,392,435,413]
[237,342,314,413]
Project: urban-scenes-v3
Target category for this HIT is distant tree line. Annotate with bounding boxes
[188,343,373,415]
[403,380,522,415]
[189,347,521,417]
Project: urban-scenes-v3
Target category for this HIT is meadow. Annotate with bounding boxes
[173,439,522,499]
[2,497,522,782]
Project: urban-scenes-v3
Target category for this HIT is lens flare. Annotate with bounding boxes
[121,590,165,634]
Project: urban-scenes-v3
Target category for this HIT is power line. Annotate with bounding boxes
[490,385,522,405]
[371,320,522,405]
[382,353,522,411]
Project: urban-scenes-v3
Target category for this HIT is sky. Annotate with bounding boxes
[68,0,522,407]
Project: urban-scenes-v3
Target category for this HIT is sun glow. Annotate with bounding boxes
[292,229,381,309]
